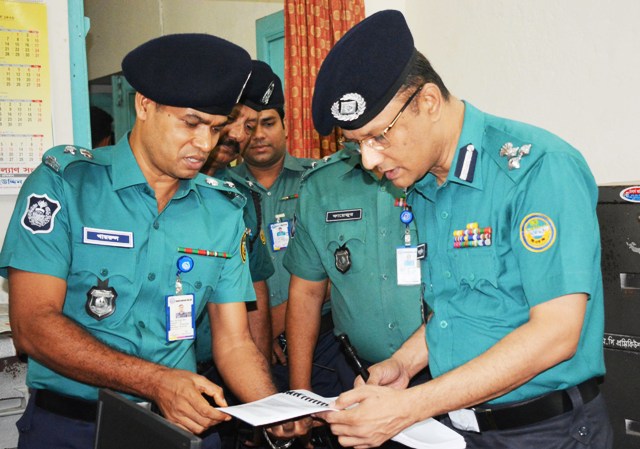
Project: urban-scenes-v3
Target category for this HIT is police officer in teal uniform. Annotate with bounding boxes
[309,10,612,449]
[231,79,314,343]
[231,75,350,399]
[197,60,279,369]
[0,34,295,449]
[283,145,425,380]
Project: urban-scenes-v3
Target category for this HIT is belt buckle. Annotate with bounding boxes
[448,408,481,432]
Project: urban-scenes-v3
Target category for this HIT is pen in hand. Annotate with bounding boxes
[337,333,370,382]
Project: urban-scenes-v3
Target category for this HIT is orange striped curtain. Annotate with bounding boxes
[285,0,365,159]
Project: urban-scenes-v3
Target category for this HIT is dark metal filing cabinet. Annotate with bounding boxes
[597,185,640,448]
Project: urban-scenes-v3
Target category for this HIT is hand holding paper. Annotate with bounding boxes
[218,389,465,449]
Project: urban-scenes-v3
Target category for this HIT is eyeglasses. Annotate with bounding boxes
[339,84,424,152]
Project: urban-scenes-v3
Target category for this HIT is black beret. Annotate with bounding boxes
[240,60,284,111]
[122,33,251,116]
[312,10,416,135]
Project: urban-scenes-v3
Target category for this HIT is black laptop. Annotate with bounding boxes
[94,389,202,449]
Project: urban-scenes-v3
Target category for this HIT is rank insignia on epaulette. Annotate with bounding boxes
[500,142,531,170]
[80,148,94,159]
[44,155,60,172]
[224,181,235,189]
[63,145,77,155]
[205,177,219,186]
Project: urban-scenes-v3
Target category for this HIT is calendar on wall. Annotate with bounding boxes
[0,0,51,195]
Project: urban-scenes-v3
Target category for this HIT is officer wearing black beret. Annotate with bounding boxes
[0,34,298,449]
[312,10,611,449]
[198,59,280,374]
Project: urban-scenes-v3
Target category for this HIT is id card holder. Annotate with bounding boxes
[396,246,421,286]
[269,220,290,251]
[166,293,195,341]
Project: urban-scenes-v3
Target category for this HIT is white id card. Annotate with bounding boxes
[166,294,195,341]
[396,246,421,285]
[269,220,290,251]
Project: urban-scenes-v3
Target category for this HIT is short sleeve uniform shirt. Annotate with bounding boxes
[0,137,254,400]
[410,103,605,404]
[283,149,423,363]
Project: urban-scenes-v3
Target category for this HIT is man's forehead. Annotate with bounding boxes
[258,109,279,120]
[177,106,228,125]
[228,104,258,121]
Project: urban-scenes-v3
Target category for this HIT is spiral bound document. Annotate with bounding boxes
[217,390,465,449]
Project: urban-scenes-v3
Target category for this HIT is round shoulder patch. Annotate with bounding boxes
[519,213,556,252]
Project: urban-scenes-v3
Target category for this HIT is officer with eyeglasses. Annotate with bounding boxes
[310,10,612,449]
[282,97,428,443]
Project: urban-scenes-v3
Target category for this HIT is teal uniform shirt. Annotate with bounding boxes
[410,102,605,404]
[216,167,274,283]
[0,137,255,400]
[283,149,423,363]
[231,153,314,307]
[195,167,274,364]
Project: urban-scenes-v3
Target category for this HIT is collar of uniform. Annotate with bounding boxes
[282,152,309,172]
[111,134,148,191]
[411,102,486,201]
[444,101,485,191]
[111,134,196,198]
[233,151,307,185]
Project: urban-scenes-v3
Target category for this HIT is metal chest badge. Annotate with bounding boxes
[334,244,351,274]
[500,142,531,170]
[86,278,118,321]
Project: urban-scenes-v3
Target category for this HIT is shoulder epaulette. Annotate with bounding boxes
[483,126,543,182]
[222,169,256,192]
[42,145,109,174]
[195,174,246,209]
[301,150,353,183]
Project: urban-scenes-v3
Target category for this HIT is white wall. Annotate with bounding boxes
[84,0,284,80]
[383,0,639,185]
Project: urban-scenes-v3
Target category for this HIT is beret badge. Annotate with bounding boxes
[331,93,366,121]
[261,81,275,105]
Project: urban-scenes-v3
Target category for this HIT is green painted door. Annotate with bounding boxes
[110,74,136,142]
[256,10,284,85]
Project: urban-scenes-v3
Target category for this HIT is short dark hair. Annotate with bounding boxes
[401,50,450,101]
[275,106,285,124]
[90,106,114,147]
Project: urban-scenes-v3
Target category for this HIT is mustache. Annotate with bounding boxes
[217,137,240,155]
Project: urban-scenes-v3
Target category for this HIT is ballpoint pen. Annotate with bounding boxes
[337,333,369,382]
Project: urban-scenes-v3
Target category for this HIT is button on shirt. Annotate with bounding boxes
[0,137,254,400]
[409,102,605,404]
[283,149,423,363]
[231,153,313,307]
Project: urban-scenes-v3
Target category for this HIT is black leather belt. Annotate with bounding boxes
[34,389,98,422]
[471,378,600,431]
